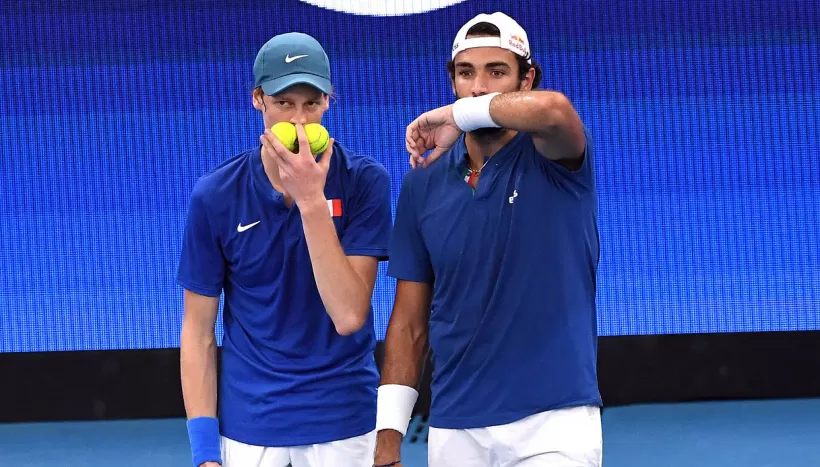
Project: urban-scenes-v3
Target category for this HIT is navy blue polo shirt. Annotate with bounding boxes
[177,143,392,446]
[388,129,602,429]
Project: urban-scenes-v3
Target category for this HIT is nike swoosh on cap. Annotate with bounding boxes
[285,54,308,63]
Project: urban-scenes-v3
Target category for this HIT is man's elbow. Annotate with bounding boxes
[180,328,216,352]
[334,306,369,336]
[535,92,574,130]
[335,318,366,336]
[535,93,585,160]
[180,314,217,346]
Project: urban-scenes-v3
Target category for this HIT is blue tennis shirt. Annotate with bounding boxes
[388,129,602,429]
[177,143,392,446]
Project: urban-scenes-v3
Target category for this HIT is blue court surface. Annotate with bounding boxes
[1,398,818,466]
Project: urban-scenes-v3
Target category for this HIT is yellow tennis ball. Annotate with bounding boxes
[271,122,297,152]
[304,123,330,154]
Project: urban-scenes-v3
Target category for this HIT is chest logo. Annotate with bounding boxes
[508,190,519,204]
[237,220,261,232]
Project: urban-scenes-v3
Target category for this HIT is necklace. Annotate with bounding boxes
[464,156,490,190]
[469,156,490,174]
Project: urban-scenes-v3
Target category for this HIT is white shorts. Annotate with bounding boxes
[221,430,376,467]
[428,405,603,467]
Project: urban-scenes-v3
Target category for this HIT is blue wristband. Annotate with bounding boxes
[187,416,222,467]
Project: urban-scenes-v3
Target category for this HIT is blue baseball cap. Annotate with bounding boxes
[253,32,332,96]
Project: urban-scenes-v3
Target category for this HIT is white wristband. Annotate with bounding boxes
[375,384,419,436]
[452,92,501,132]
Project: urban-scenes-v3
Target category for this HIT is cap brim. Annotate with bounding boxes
[260,74,332,95]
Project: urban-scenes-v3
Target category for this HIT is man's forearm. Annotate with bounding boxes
[374,318,427,464]
[299,197,371,335]
[374,314,428,463]
[488,90,577,135]
[381,320,427,387]
[180,333,218,419]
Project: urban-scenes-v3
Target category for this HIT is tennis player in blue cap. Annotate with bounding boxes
[177,32,392,467]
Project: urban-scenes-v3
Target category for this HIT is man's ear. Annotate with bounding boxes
[520,67,536,92]
[252,88,265,111]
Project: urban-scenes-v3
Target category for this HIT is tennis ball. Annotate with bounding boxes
[271,122,297,152]
[304,123,330,154]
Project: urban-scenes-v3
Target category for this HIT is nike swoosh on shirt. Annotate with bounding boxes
[237,221,261,232]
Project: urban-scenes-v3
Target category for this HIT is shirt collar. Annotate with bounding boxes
[248,143,339,205]
[249,145,286,204]
[451,131,527,173]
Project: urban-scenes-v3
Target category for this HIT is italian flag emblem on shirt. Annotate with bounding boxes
[327,199,343,217]
[463,168,479,190]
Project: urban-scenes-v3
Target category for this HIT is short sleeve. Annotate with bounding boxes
[176,182,225,297]
[575,125,596,182]
[340,162,393,260]
[540,125,596,191]
[386,172,434,284]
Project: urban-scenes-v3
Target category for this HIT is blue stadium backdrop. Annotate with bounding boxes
[1,0,818,352]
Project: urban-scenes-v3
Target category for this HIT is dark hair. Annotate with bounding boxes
[447,22,542,89]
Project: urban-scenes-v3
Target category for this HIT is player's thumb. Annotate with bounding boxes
[423,146,447,168]
[319,138,334,171]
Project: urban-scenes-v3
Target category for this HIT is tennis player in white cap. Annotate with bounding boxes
[373,12,603,467]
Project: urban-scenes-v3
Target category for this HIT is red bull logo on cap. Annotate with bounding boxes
[508,34,527,54]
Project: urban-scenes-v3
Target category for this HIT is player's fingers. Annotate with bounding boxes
[407,129,417,148]
[413,152,426,168]
[422,146,446,168]
[424,130,438,153]
[407,119,433,168]
[405,122,417,151]
[405,134,415,151]
[406,137,422,167]
[259,134,269,156]
[406,133,420,157]
[259,133,278,161]
[272,138,295,167]
[263,127,282,144]
[319,138,334,171]
[294,124,310,157]
[265,133,295,166]
[262,129,283,153]
[406,132,423,167]
[406,119,429,154]
[409,153,418,168]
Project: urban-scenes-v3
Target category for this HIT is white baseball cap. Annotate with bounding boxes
[451,12,532,64]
